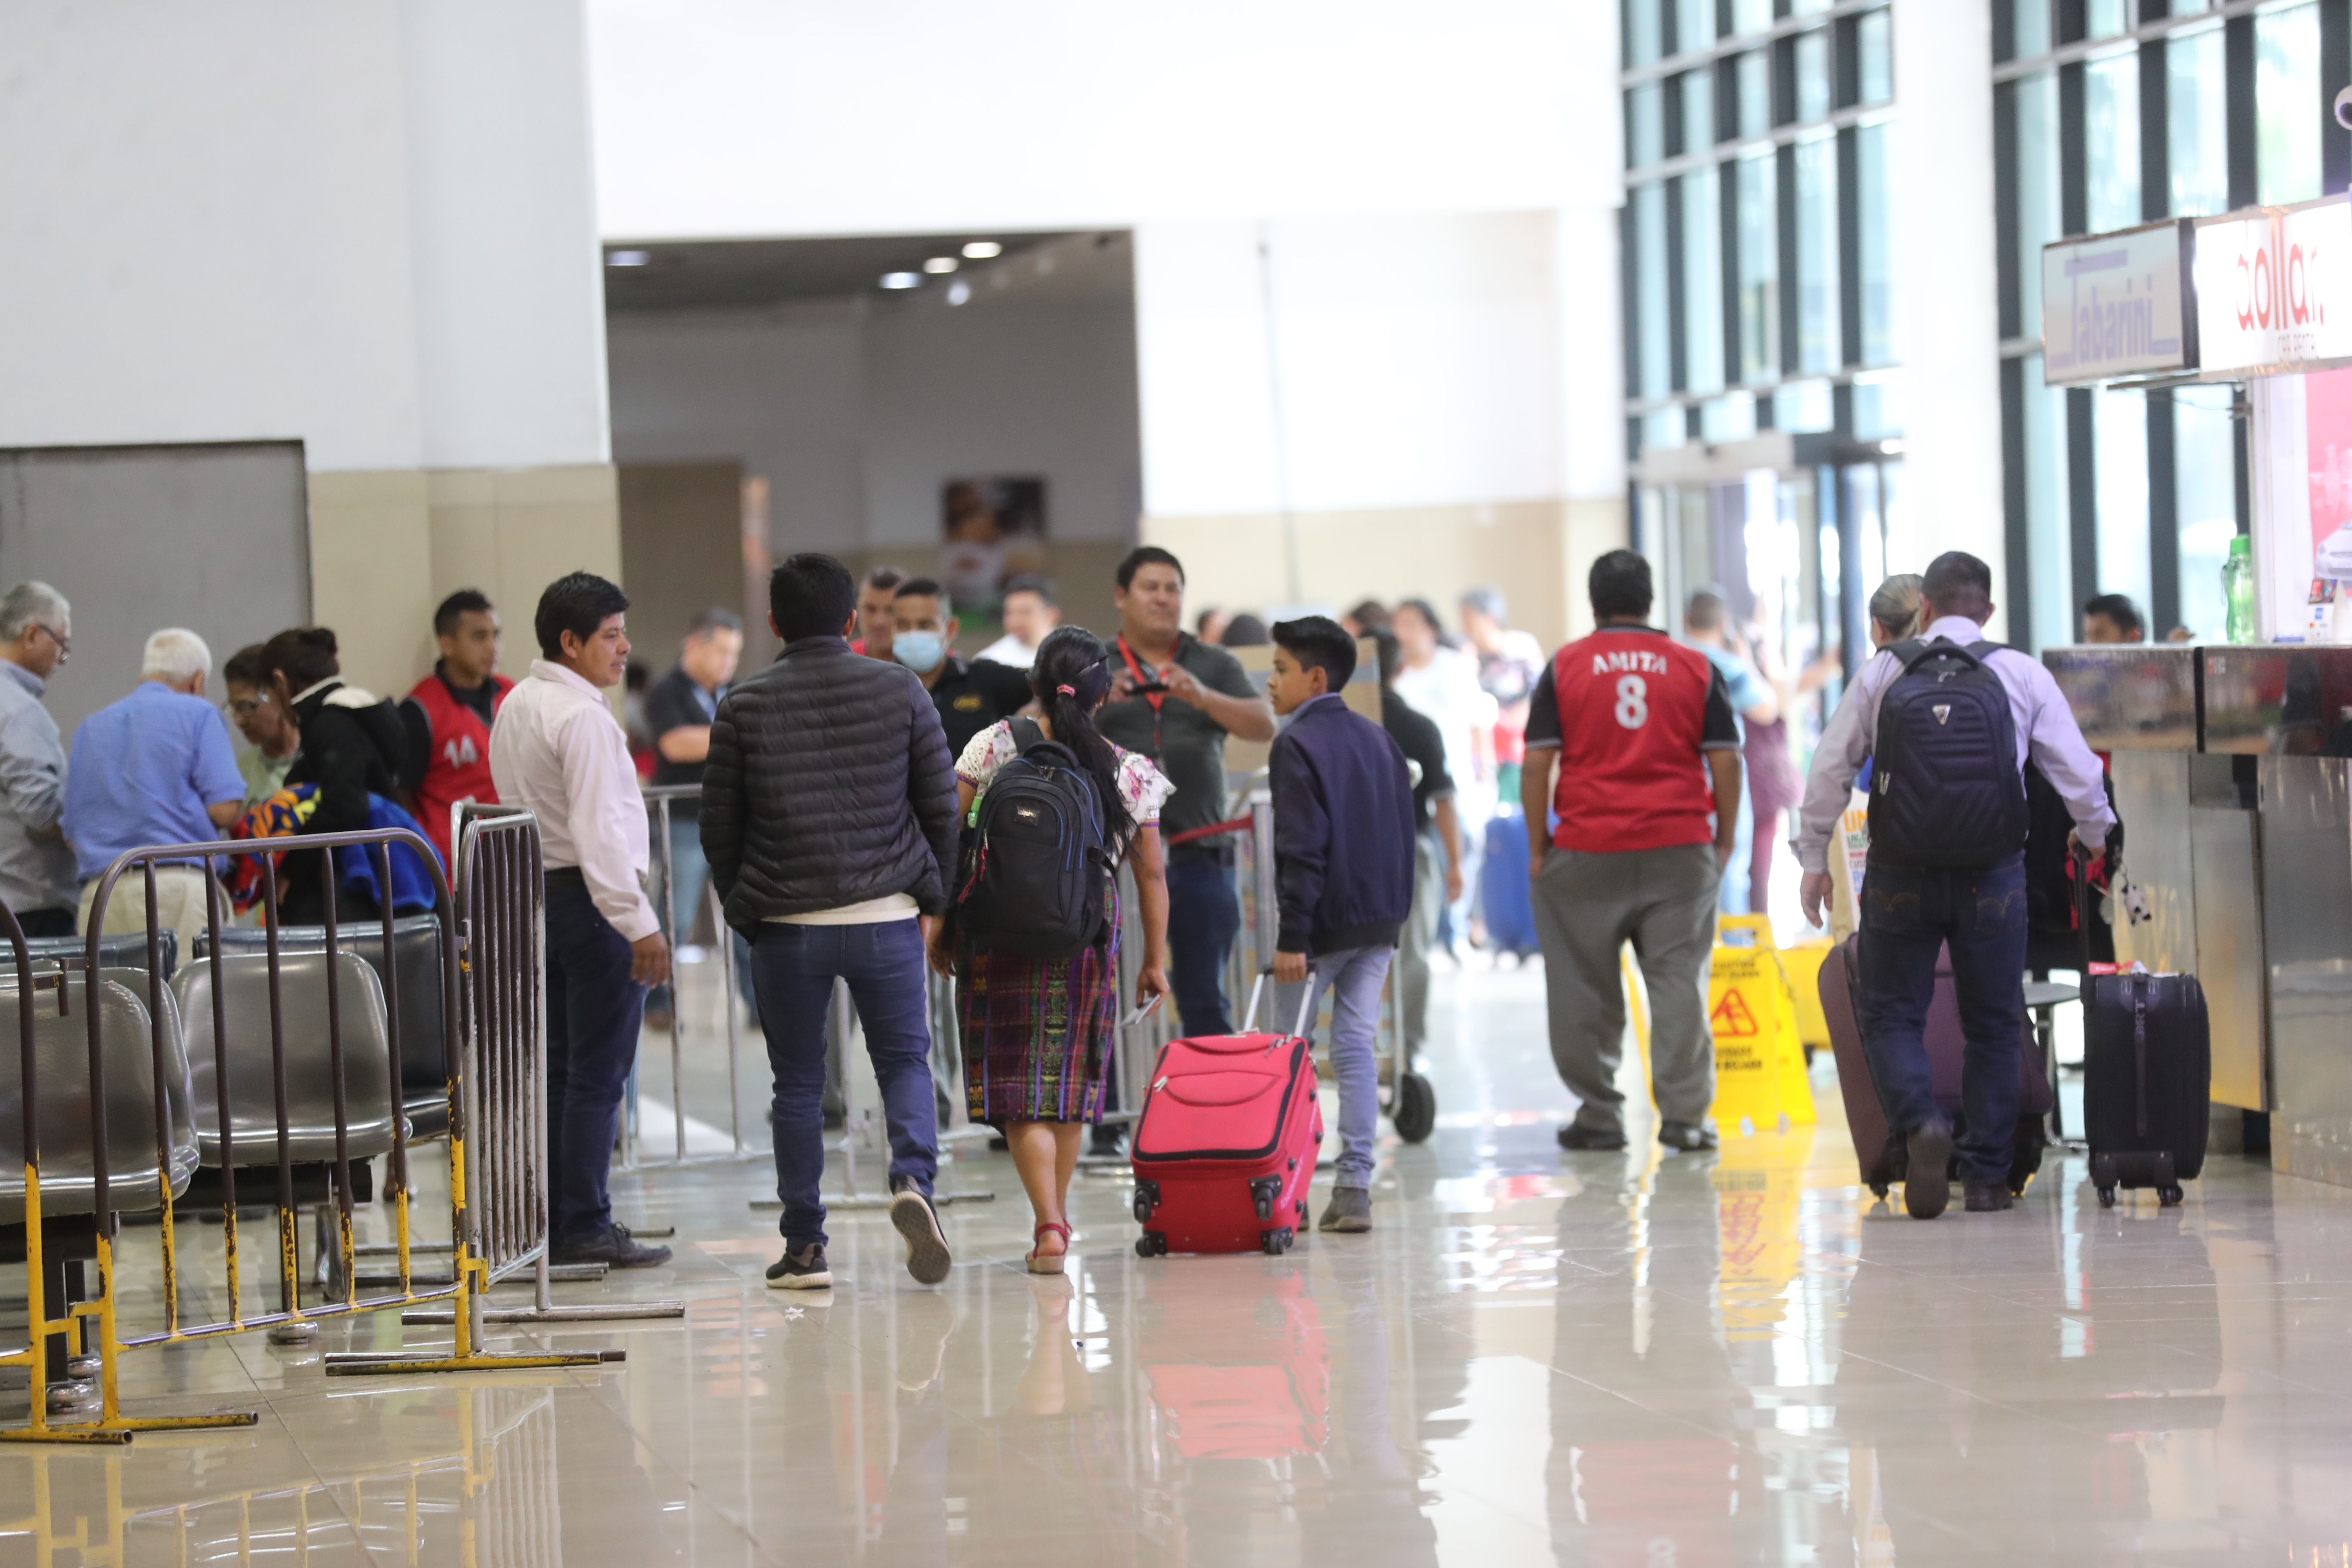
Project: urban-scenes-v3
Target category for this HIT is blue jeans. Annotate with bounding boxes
[750,919,940,1249]
[544,871,647,1246]
[1166,854,1241,1036]
[1856,854,2028,1185]
[1277,945,1392,1188]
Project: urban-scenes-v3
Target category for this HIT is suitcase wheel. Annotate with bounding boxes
[1259,1226,1294,1256]
[1868,1181,1890,1200]
[2158,1183,2185,1208]
[1135,1232,1168,1259]
[1393,1071,1437,1144]
[1250,1175,1281,1222]
[2097,1186,2116,1209]
[1133,1191,1152,1224]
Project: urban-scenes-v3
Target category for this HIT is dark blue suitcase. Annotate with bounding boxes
[1481,809,1538,956]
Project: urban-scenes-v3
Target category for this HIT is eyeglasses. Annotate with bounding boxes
[229,696,270,718]
[32,624,67,662]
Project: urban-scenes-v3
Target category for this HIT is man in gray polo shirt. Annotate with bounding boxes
[1097,547,1276,1037]
[0,582,76,936]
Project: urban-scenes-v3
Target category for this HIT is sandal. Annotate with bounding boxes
[1026,1221,1072,1275]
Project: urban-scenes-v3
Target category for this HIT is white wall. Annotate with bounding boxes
[588,1,1612,240]
[1135,212,1565,518]
[1889,0,2006,625]
[0,0,609,474]
[606,290,1142,556]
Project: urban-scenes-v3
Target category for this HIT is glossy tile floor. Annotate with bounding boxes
[9,963,2352,1565]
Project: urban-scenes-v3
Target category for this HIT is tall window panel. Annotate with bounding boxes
[1627,0,1662,67]
[1628,82,1665,168]
[2174,386,2239,640]
[1730,0,1772,38]
[1674,0,1711,55]
[1634,183,1673,401]
[2094,387,2153,616]
[1856,121,1896,366]
[2017,72,2061,347]
[1683,166,1726,394]
[1737,51,1773,139]
[2086,48,2142,235]
[2257,3,2321,206]
[1856,10,1893,105]
[1683,67,1715,150]
[2022,355,2074,651]
[2012,0,2052,60]
[1736,151,1780,383]
[2168,24,2229,217]
[1795,135,1841,373]
[2086,0,2128,41]
[1795,31,1831,122]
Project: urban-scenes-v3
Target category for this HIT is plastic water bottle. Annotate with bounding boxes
[2223,536,2255,643]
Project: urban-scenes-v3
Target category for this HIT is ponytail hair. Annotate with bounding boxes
[1029,627,1130,845]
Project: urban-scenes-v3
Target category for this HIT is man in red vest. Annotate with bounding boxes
[1520,550,1742,1156]
[401,589,514,868]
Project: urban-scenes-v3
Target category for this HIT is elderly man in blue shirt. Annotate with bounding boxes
[63,628,246,956]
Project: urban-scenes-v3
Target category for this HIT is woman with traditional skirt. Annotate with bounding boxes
[929,627,1171,1274]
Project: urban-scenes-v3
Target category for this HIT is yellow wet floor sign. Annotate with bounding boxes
[1705,915,1816,1128]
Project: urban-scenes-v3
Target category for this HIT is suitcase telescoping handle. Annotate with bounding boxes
[1240,964,1319,1040]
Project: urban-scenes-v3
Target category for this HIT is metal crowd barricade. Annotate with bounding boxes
[3,821,615,1444]
[623,784,757,1170]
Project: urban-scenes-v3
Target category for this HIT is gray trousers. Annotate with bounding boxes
[1531,842,1721,1132]
[1395,833,1443,1061]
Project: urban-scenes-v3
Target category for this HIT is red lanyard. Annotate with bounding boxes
[1116,635,1166,751]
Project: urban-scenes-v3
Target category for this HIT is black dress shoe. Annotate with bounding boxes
[1963,1182,2014,1212]
[1557,1123,1629,1152]
[1903,1119,1954,1219]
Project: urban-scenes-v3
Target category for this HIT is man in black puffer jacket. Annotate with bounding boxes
[702,553,961,1290]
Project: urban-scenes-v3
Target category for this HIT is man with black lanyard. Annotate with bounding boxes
[1097,547,1277,1039]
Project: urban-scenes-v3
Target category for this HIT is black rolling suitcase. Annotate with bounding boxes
[2076,858,2210,1207]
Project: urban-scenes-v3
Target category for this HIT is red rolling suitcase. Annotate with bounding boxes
[1816,934,2052,1198]
[1130,975,1322,1258]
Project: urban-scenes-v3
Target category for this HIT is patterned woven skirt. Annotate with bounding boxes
[960,893,1123,1125]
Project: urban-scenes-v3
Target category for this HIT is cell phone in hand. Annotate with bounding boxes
[1128,680,1171,696]
[1119,994,1165,1029]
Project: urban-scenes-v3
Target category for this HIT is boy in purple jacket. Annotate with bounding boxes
[1266,617,1417,1232]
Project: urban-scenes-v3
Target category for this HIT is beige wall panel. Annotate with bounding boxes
[1562,496,1630,643]
[618,461,745,665]
[426,464,622,681]
[308,469,435,701]
[1142,501,1572,650]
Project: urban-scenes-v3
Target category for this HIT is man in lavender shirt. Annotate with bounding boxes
[1794,551,2114,1219]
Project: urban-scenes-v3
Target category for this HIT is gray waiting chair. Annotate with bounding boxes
[0,969,199,1225]
[173,949,399,1167]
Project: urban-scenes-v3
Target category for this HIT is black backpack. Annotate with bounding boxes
[952,719,1113,959]
[1868,638,2030,869]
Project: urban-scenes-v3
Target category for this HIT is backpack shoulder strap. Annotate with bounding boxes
[1008,717,1045,754]
[1964,639,2009,660]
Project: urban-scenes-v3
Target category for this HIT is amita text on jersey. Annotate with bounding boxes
[1590,649,1672,676]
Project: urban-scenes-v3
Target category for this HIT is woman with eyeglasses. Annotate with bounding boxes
[223,643,300,805]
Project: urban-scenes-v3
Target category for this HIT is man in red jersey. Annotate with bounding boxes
[400,589,514,869]
[1519,550,1742,1155]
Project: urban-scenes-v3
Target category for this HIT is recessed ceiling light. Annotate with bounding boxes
[606,249,650,267]
[946,279,972,306]
[924,256,959,274]
[879,271,921,289]
[961,240,1002,259]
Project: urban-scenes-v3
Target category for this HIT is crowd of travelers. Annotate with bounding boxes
[0,533,2120,1295]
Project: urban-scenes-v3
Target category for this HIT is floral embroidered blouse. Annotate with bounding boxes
[955,721,1175,829]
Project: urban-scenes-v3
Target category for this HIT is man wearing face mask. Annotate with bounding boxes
[891,578,1033,756]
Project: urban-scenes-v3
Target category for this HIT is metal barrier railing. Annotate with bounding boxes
[2,819,617,1443]
[624,785,754,1170]
[393,805,681,1332]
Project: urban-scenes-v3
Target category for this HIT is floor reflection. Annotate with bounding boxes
[11,965,2352,1563]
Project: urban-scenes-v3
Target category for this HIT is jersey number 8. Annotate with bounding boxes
[1613,674,1649,730]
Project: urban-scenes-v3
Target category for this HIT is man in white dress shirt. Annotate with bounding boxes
[490,572,673,1268]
